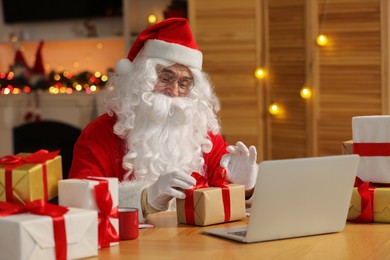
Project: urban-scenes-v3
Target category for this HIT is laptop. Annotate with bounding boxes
[203,154,360,243]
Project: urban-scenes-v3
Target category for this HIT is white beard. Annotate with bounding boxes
[122,92,212,183]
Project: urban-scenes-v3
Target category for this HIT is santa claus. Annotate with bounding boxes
[69,18,258,222]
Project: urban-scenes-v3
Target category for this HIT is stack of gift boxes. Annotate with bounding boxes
[0,150,247,259]
[343,116,390,223]
[0,150,120,260]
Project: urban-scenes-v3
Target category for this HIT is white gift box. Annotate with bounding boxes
[58,177,119,247]
[0,207,98,260]
[352,115,390,183]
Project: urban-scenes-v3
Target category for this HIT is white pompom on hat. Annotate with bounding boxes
[116,17,203,75]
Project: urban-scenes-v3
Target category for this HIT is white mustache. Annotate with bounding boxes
[140,92,196,126]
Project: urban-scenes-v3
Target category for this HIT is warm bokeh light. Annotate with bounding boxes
[300,87,312,99]
[1,69,107,95]
[148,14,157,24]
[75,84,83,91]
[23,86,31,93]
[49,86,59,94]
[316,34,329,46]
[7,72,14,80]
[72,61,80,68]
[12,88,21,94]
[254,67,266,79]
[268,103,281,115]
[2,87,11,95]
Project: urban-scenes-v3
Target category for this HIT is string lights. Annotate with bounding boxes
[300,87,312,99]
[316,34,329,47]
[148,14,157,25]
[268,103,281,115]
[254,67,266,79]
[0,69,108,95]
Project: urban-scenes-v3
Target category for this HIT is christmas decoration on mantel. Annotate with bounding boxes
[0,41,110,95]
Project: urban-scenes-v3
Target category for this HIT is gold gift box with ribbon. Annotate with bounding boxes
[176,184,246,226]
[0,150,62,204]
[348,187,390,223]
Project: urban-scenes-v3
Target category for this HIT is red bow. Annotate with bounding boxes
[184,167,231,224]
[0,199,68,260]
[86,177,119,247]
[0,149,60,203]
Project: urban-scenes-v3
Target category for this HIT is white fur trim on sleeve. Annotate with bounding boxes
[118,181,148,223]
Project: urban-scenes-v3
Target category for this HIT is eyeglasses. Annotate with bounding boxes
[156,70,194,95]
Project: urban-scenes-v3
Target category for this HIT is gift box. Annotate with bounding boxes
[58,177,119,248]
[176,183,246,226]
[352,116,390,183]
[342,140,353,155]
[0,204,98,260]
[348,183,390,223]
[0,150,63,205]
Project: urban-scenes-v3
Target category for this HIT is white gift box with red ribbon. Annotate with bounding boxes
[0,207,98,260]
[352,115,390,183]
[58,177,119,248]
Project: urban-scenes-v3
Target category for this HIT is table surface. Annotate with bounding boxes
[89,211,390,259]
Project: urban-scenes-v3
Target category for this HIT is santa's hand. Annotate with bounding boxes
[147,170,196,211]
[220,141,258,190]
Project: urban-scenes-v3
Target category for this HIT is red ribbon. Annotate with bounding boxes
[86,177,119,248]
[184,167,231,224]
[0,199,68,260]
[353,143,390,156]
[350,177,375,222]
[0,149,60,203]
[350,177,390,222]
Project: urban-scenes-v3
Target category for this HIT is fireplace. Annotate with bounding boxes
[0,92,103,179]
[13,120,81,179]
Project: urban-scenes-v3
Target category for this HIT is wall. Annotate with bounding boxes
[0,0,172,74]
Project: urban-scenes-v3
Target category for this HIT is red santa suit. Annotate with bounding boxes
[69,113,229,180]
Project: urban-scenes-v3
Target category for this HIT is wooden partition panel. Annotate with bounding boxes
[189,0,263,155]
[267,0,307,159]
[189,0,387,160]
[316,0,386,156]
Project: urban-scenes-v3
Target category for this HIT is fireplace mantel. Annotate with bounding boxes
[0,92,103,156]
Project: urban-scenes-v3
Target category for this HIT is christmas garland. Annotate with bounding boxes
[0,69,109,95]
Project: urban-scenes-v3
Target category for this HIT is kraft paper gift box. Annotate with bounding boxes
[348,186,390,223]
[0,207,98,260]
[352,116,390,183]
[58,177,119,248]
[176,184,246,226]
[342,140,353,155]
[0,150,63,205]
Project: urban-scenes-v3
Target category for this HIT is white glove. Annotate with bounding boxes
[220,141,258,190]
[147,170,196,211]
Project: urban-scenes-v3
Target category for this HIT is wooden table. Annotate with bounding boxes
[92,211,390,259]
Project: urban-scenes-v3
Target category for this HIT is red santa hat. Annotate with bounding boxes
[116,18,202,75]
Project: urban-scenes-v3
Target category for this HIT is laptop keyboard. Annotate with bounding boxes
[228,230,247,237]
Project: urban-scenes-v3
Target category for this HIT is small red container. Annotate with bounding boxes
[118,207,139,240]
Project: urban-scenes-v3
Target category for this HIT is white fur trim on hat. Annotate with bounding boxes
[115,58,132,76]
[140,39,203,70]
